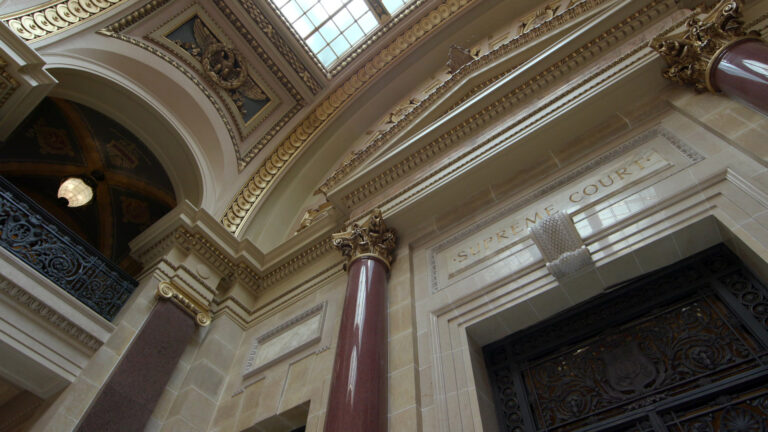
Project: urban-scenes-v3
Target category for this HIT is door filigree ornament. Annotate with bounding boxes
[331,208,397,271]
[649,0,761,93]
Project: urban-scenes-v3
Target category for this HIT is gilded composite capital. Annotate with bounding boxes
[157,281,212,326]
[650,0,760,92]
[332,209,397,271]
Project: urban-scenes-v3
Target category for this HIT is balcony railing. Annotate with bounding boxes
[0,176,137,321]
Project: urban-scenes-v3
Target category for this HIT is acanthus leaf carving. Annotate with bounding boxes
[331,208,397,270]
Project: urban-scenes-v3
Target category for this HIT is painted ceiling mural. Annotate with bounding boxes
[0,97,176,275]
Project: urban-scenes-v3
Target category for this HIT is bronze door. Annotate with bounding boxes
[484,245,768,432]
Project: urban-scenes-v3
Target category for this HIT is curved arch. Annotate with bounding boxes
[38,41,240,212]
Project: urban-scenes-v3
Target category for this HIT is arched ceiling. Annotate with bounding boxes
[0,0,667,254]
[0,97,176,275]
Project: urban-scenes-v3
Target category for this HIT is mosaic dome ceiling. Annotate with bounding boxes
[0,97,176,275]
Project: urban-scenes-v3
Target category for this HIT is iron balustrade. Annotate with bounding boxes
[0,176,137,321]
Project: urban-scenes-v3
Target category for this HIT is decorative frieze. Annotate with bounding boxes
[0,54,19,110]
[650,0,760,92]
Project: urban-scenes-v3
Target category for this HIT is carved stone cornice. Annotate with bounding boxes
[0,277,102,351]
[157,281,212,326]
[650,0,761,93]
[332,209,397,270]
[1,0,127,42]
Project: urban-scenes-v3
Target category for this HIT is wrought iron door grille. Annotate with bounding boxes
[483,245,768,432]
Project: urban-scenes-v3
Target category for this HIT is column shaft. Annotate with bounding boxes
[713,39,768,115]
[77,300,196,432]
[324,257,389,432]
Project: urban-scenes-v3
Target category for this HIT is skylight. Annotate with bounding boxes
[270,0,412,68]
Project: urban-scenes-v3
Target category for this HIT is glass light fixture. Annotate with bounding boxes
[57,177,94,207]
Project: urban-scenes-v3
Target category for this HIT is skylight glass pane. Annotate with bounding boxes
[271,0,395,68]
[358,12,377,32]
[307,4,328,25]
[344,23,364,43]
[348,0,367,18]
[319,21,340,41]
[293,16,314,37]
[322,0,344,14]
[382,0,408,14]
[281,1,302,21]
[333,8,353,30]
[296,0,315,11]
[318,46,336,66]
[306,32,326,52]
[330,35,351,55]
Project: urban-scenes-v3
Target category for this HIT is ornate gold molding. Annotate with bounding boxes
[332,209,397,271]
[2,0,125,42]
[157,281,212,326]
[220,0,479,235]
[650,0,760,93]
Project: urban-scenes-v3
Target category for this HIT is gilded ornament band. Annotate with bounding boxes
[2,0,125,42]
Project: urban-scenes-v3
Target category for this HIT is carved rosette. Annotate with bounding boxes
[331,209,397,271]
[157,281,211,326]
[650,0,761,93]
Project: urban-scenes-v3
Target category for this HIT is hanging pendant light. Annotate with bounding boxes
[57,177,94,207]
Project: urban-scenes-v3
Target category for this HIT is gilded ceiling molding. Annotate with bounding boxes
[317,0,612,196]
[2,0,125,42]
[157,281,212,326]
[0,54,20,109]
[338,0,680,210]
[650,0,759,93]
[231,0,321,94]
[221,0,479,236]
[332,208,397,270]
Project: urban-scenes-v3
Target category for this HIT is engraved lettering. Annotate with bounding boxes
[496,230,508,241]
[511,222,524,235]
[484,237,493,250]
[456,250,468,262]
[569,192,583,203]
[545,205,557,216]
[598,175,614,187]
[583,184,598,196]
[525,212,543,227]
[615,167,630,180]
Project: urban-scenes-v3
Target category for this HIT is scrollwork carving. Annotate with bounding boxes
[331,209,397,270]
[156,281,211,327]
[650,0,761,92]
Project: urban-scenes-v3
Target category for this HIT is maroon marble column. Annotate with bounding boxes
[325,209,396,432]
[77,283,209,432]
[712,39,768,115]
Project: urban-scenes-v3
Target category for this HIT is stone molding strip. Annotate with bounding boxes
[0,53,20,110]
[220,0,480,236]
[2,0,125,42]
[0,275,102,351]
[338,0,678,209]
